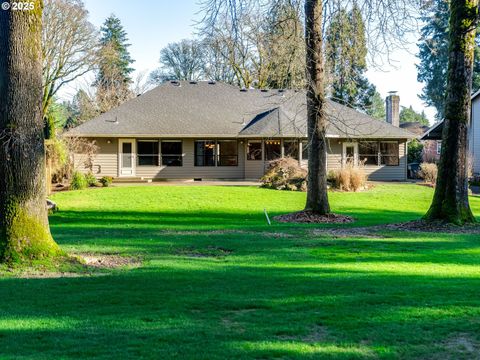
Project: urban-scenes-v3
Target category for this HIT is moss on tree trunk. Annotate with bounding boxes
[304,0,330,215]
[0,0,62,263]
[425,0,478,225]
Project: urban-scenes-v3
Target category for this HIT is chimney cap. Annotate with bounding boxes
[388,91,399,96]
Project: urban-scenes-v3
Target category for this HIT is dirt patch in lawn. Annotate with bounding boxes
[440,333,480,358]
[159,230,293,238]
[174,246,233,258]
[313,220,480,238]
[274,211,354,224]
[79,253,142,269]
[276,324,331,343]
[381,220,480,234]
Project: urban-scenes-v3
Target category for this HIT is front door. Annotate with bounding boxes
[342,142,358,166]
[119,139,135,176]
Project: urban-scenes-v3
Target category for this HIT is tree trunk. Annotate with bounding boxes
[425,0,478,225]
[304,0,330,214]
[0,1,61,262]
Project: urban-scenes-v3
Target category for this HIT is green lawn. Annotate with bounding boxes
[1,184,480,359]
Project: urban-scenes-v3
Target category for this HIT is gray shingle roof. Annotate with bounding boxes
[66,81,415,139]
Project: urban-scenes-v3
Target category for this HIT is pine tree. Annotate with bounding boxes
[417,0,480,120]
[95,14,135,112]
[325,5,377,112]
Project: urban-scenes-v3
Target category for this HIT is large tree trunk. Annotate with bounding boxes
[0,0,61,262]
[424,0,477,225]
[304,0,330,214]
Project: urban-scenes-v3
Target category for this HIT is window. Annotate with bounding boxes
[195,140,216,166]
[380,142,399,166]
[161,141,182,166]
[301,141,309,161]
[137,140,159,166]
[218,140,238,166]
[358,142,379,166]
[284,140,299,160]
[265,140,281,160]
[436,141,442,155]
[247,141,262,160]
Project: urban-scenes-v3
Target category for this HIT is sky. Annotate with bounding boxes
[63,0,436,123]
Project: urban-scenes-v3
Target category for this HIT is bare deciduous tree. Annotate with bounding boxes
[42,0,97,115]
[150,39,205,83]
[199,0,419,215]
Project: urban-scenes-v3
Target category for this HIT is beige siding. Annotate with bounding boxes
[135,139,245,179]
[326,140,343,172]
[74,138,118,177]
[326,139,407,181]
[75,137,407,181]
[244,140,266,179]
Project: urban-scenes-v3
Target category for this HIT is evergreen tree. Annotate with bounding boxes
[95,14,135,112]
[325,5,377,112]
[400,106,430,126]
[417,0,480,120]
[264,0,305,89]
[366,91,386,120]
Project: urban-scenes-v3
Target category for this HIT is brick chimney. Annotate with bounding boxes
[386,91,400,127]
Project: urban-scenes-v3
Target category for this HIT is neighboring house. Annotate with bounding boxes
[67,81,414,181]
[421,90,480,174]
[400,121,440,163]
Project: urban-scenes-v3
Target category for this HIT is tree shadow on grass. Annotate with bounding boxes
[0,263,479,359]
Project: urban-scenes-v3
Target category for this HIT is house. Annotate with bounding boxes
[67,81,415,181]
[400,121,441,162]
[421,90,480,174]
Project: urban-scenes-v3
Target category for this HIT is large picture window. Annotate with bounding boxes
[137,140,159,166]
[265,140,281,161]
[195,140,216,166]
[284,140,299,160]
[218,140,238,166]
[380,142,399,166]
[358,142,379,166]
[161,141,183,166]
[247,141,262,160]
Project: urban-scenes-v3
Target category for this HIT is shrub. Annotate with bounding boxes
[70,171,87,190]
[330,162,367,192]
[419,162,438,184]
[350,165,367,192]
[100,176,113,187]
[84,172,98,187]
[407,139,424,164]
[261,157,307,191]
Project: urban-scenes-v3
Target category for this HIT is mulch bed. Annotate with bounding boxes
[312,219,480,238]
[274,211,354,224]
[381,220,480,234]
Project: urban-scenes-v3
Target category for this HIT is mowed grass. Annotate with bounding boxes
[1,184,480,359]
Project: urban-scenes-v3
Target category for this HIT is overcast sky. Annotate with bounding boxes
[60,0,436,123]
